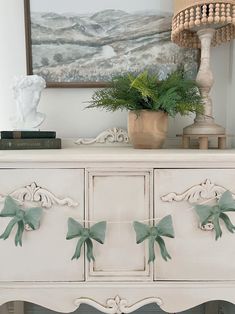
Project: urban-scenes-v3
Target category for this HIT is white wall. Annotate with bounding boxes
[0,0,26,132]
[227,41,235,145]
[0,0,232,140]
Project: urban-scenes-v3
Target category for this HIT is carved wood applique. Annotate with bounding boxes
[161,179,235,232]
[161,179,233,203]
[0,182,78,208]
[75,128,129,145]
[74,295,163,314]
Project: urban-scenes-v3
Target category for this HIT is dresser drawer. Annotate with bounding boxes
[86,170,153,281]
[154,169,235,281]
[0,169,84,282]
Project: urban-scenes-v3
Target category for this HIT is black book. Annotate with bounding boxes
[0,138,61,150]
[0,131,56,139]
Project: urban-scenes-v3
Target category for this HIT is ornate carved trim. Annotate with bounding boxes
[75,128,129,145]
[161,179,233,203]
[74,295,163,314]
[0,182,78,209]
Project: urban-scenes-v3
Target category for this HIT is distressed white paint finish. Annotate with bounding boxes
[86,170,153,281]
[1,147,235,167]
[0,281,234,314]
[0,169,84,282]
[1,149,235,313]
[155,169,235,281]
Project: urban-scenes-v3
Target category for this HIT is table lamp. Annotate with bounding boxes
[172,0,235,136]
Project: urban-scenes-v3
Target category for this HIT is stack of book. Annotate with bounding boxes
[0,131,61,150]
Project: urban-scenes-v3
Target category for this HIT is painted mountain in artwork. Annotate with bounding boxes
[30,10,198,83]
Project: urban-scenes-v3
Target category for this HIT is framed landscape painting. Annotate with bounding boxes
[24,0,199,88]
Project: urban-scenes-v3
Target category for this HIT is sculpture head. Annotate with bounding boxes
[12,75,46,130]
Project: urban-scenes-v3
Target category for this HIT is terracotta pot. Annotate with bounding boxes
[128,110,168,149]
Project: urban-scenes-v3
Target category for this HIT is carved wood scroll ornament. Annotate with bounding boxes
[161,179,233,203]
[0,182,78,209]
[74,295,163,314]
[161,179,235,232]
[75,128,129,145]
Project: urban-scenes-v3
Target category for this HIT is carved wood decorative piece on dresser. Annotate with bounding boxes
[1,145,235,314]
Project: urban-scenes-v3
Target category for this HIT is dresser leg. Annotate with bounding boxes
[205,301,219,314]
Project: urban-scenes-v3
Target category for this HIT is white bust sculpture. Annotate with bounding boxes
[12,75,46,130]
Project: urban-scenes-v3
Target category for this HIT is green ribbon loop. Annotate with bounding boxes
[195,191,235,240]
[0,196,43,246]
[66,218,107,262]
[133,215,175,263]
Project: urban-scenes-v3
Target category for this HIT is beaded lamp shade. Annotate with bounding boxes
[172,0,235,48]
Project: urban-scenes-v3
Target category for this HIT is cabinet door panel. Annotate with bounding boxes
[0,169,84,282]
[87,171,153,281]
[154,169,235,281]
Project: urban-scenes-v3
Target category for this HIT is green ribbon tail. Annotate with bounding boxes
[220,213,235,234]
[213,216,222,240]
[72,237,86,260]
[86,238,95,262]
[156,236,171,261]
[148,236,155,263]
[0,217,18,240]
[15,221,24,247]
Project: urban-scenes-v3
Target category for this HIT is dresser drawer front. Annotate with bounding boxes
[154,169,235,281]
[0,169,84,282]
[87,170,153,281]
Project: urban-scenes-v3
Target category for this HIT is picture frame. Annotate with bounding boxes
[24,0,199,88]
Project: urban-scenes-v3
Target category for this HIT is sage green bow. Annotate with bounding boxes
[0,196,43,246]
[66,218,107,262]
[195,190,235,240]
[133,215,174,263]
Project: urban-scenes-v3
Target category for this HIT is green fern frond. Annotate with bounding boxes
[129,71,159,103]
[86,69,203,117]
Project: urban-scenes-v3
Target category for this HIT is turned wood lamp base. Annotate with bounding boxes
[177,134,228,149]
[183,120,226,136]
[171,1,235,141]
[182,28,227,138]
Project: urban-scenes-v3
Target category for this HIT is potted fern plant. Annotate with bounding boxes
[87,70,203,149]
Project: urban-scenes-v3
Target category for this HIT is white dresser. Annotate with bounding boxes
[0,147,235,314]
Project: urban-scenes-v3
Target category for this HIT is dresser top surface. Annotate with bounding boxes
[0,146,235,165]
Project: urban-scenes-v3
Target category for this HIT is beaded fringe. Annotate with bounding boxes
[172,2,235,48]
